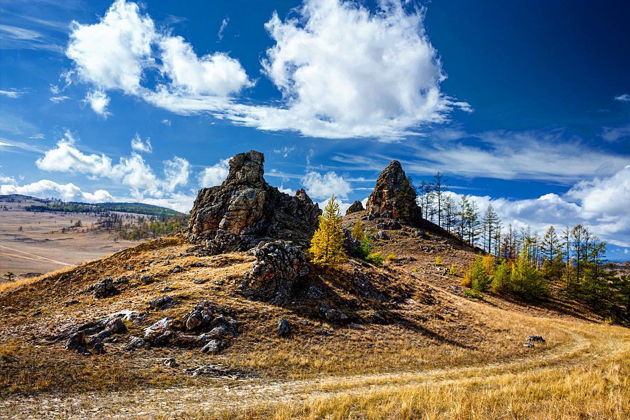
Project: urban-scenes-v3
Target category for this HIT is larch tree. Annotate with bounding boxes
[482,204,500,253]
[309,196,347,267]
[433,171,445,227]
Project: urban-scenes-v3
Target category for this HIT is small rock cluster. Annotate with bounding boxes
[64,315,130,354]
[138,301,239,354]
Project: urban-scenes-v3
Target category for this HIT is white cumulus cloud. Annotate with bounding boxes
[130,134,152,153]
[302,171,351,200]
[64,0,465,139]
[198,159,230,187]
[35,131,190,198]
[85,89,111,117]
[0,179,113,203]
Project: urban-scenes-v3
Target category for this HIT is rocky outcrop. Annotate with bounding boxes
[346,200,364,214]
[240,240,309,305]
[366,160,420,222]
[188,151,321,252]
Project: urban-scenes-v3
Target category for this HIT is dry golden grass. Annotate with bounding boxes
[1,234,627,419]
[174,322,630,420]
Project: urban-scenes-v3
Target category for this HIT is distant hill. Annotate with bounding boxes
[0,194,183,218]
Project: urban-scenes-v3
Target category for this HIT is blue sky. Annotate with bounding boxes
[0,0,628,259]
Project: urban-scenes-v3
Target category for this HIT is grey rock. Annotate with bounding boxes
[277,318,291,337]
[523,342,534,348]
[527,335,546,343]
[65,331,88,354]
[187,151,321,251]
[306,285,326,299]
[321,306,349,323]
[140,275,154,284]
[241,240,309,305]
[345,200,364,214]
[200,339,226,354]
[163,357,179,368]
[93,277,119,299]
[375,230,390,240]
[124,336,147,351]
[148,295,177,310]
[144,318,176,342]
[365,160,420,222]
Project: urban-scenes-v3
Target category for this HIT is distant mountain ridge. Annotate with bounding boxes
[0,194,183,218]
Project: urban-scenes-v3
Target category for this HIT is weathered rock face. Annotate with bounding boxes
[188,151,321,251]
[366,160,420,222]
[346,200,364,215]
[240,240,309,305]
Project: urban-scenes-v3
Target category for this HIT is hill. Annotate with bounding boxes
[0,195,185,279]
[1,194,182,218]
[0,152,627,419]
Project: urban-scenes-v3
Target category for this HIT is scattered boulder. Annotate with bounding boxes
[376,219,401,230]
[148,295,178,310]
[375,230,390,240]
[523,342,534,348]
[163,357,179,368]
[184,364,250,379]
[527,336,546,343]
[171,265,182,274]
[124,336,147,351]
[277,318,291,337]
[65,331,89,354]
[306,285,326,299]
[187,150,321,251]
[93,278,119,299]
[64,316,127,354]
[240,240,309,305]
[346,200,364,214]
[144,318,177,345]
[140,275,154,284]
[366,160,420,222]
[320,305,349,323]
[201,339,227,354]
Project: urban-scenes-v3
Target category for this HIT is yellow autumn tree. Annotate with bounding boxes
[309,195,347,267]
[351,219,365,242]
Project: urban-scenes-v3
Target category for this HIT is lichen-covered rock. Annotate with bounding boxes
[93,277,119,299]
[346,200,364,214]
[188,151,321,252]
[240,240,309,305]
[366,160,420,222]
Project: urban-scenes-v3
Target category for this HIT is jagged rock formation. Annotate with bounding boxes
[346,200,364,214]
[240,240,309,305]
[188,151,321,251]
[366,160,420,222]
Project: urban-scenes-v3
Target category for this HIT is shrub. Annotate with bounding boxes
[366,252,385,266]
[490,260,511,293]
[351,220,366,242]
[482,254,495,277]
[448,264,459,276]
[434,256,443,266]
[510,253,548,300]
[385,253,396,261]
[464,288,483,299]
[463,256,491,291]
